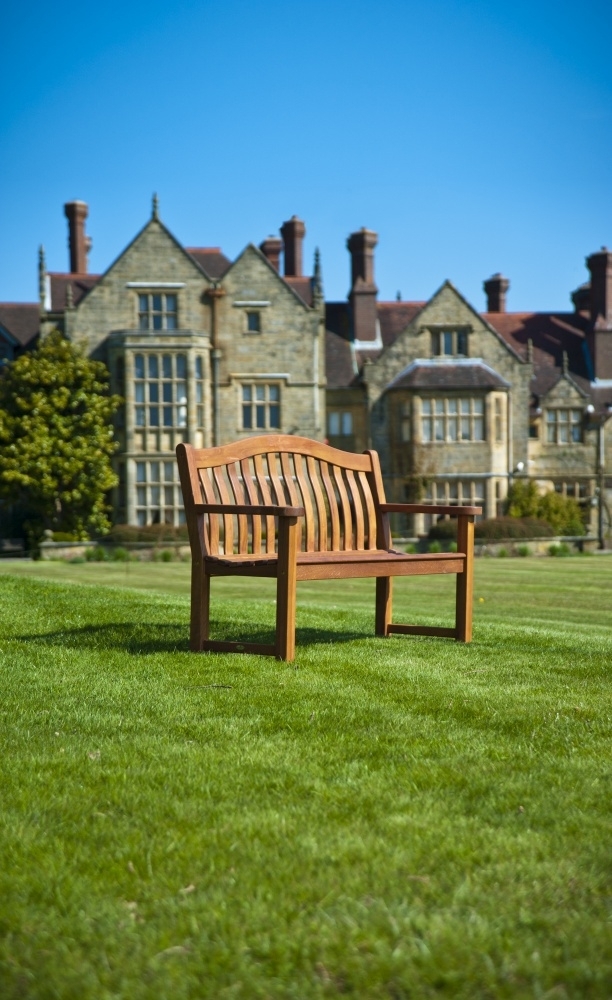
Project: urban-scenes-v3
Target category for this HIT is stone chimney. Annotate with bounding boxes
[347,227,378,342]
[587,247,612,379]
[280,216,306,277]
[483,273,510,313]
[64,201,90,274]
[259,236,283,272]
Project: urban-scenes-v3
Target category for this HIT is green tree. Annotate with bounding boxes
[505,480,585,536]
[0,330,120,542]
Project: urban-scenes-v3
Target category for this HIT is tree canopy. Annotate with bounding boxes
[0,331,120,541]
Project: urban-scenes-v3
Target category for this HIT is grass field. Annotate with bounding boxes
[0,557,611,999]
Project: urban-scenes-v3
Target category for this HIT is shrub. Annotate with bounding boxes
[104,524,189,544]
[549,542,571,557]
[517,544,530,557]
[427,519,458,540]
[498,547,508,558]
[505,482,585,535]
[448,541,457,553]
[404,543,417,554]
[52,532,78,543]
[160,549,174,562]
[476,517,555,540]
[428,540,442,553]
[111,547,130,562]
[85,545,108,562]
[428,516,555,542]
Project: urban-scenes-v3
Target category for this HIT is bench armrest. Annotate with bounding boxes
[379,503,482,517]
[193,503,305,518]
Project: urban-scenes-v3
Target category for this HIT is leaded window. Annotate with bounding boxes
[135,459,184,527]
[241,383,280,430]
[421,397,484,442]
[138,293,178,330]
[134,353,187,429]
[545,408,582,444]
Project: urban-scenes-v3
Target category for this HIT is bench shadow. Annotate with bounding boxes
[18,620,371,655]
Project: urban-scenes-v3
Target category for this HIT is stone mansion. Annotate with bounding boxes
[1,198,611,538]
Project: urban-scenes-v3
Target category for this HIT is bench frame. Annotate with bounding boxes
[177,436,481,661]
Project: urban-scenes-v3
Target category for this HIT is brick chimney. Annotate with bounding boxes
[347,227,378,342]
[259,236,283,272]
[483,273,509,313]
[64,201,89,274]
[587,248,612,328]
[280,216,305,277]
[587,247,612,379]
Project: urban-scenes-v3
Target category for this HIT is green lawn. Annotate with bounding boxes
[0,558,611,999]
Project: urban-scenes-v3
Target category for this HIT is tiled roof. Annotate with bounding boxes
[48,273,100,311]
[378,301,425,348]
[484,311,591,379]
[0,303,40,347]
[388,359,510,391]
[186,248,232,280]
[283,276,313,307]
[325,303,357,388]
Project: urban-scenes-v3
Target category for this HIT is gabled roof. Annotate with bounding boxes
[224,244,313,310]
[0,303,40,347]
[186,248,231,280]
[484,311,591,378]
[378,301,426,348]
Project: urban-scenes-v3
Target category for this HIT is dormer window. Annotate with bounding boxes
[431,329,468,357]
[138,293,178,330]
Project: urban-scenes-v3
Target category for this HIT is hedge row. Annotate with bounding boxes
[428,516,556,541]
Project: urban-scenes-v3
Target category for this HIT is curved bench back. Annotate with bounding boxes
[177,436,387,556]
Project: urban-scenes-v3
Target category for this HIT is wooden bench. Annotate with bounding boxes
[176,436,481,661]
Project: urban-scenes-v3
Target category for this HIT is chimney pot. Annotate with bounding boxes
[280,216,306,277]
[259,236,283,272]
[64,200,89,274]
[483,273,509,313]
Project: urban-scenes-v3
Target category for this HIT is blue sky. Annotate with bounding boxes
[1,0,611,312]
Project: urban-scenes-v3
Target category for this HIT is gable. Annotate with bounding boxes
[223,244,310,312]
[365,281,527,402]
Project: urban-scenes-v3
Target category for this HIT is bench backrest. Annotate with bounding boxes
[177,436,388,557]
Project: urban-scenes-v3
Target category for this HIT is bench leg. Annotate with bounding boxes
[275,516,299,661]
[375,577,392,636]
[190,561,210,652]
[455,516,475,642]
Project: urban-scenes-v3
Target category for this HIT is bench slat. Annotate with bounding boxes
[213,465,234,555]
[254,453,276,554]
[198,467,219,555]
[333,464,353,551]
[240,457,262,554]
[227,462,248,553]
[358,469,378,550]
[346,468,364,550]
[320,460,340,551]
[307,455,327,551]
[294,453,315,552]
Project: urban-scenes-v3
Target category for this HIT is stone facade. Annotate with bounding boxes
[1,201,611,543]
[29,200,324,527]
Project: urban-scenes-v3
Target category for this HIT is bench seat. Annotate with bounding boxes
[205,548,465,580]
